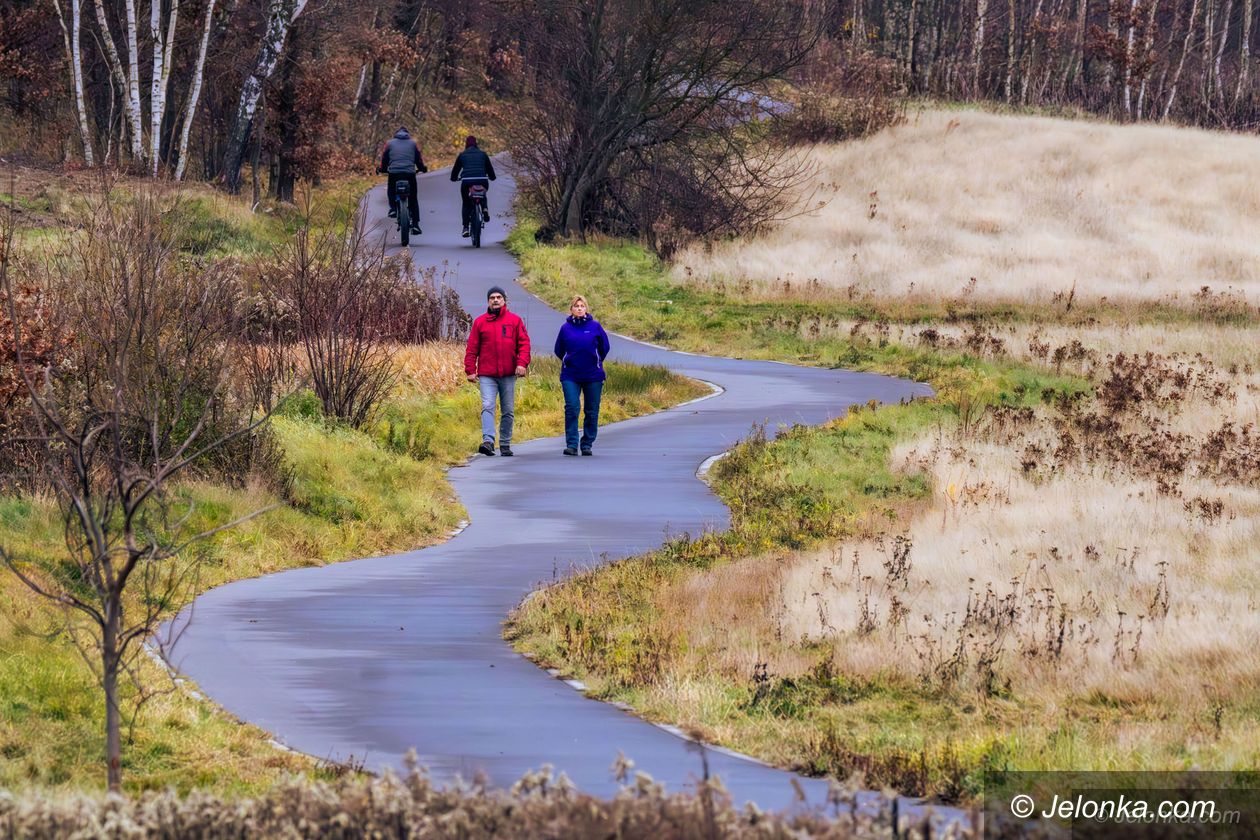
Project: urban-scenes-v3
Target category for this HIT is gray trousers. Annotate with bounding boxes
[478,375,516,445]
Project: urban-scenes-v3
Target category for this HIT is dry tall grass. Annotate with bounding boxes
[763,335,1259,746]
[780,444,1260,707]
[393,342,467,396]
[673,109,1260,308]
[0,759,962,839]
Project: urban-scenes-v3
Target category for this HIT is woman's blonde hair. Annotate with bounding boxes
[569,295,588,312]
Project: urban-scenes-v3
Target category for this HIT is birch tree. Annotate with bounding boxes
[906,0,920,84]
[1165,0,1202,117]
[1066,0,1090,95]
[1020,0,1047,103]
[974,0,991,95]
[175,0,218,181]
[124,0,144,160]
[1123,0,1141,117]
[1004,0,1017,101]
[1214,0,1236,103]
[1236,0,1253,101]
[1135,0,1161,116]
[91,0,127,96]
[221,0,309,193]
[52,0,96,165]
[148,0,181,174]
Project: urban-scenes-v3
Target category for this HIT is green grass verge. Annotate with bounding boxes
[0,353,705,795]
[505,224,1259,336]
[8,176,372,258]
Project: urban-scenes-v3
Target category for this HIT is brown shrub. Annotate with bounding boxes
[254,215,469,427]
[780,48,906,146]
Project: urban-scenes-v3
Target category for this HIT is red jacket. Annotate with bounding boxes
[465,306,531,377]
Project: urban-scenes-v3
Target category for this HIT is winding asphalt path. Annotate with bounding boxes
[167,166,933,813]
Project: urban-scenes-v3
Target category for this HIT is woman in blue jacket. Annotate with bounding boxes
[553,295,611,456]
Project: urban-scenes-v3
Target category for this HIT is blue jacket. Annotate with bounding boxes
[554,315,610,382]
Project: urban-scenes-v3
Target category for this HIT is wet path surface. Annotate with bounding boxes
[168,167,935,813]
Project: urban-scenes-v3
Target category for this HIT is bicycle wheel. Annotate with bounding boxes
[470,203,482,248]
[399,202,411,246]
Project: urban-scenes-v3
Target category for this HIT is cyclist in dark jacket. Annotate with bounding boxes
[378,127,427,234]
[451,136,496,237]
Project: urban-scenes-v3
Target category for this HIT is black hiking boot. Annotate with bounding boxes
[411,224,421,235]
[478,441,495,456]
[563,447,578,456]
[499,445,514,456]
[462,226,471,238]
[581,448,593,456]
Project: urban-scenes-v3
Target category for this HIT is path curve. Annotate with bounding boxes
[168,166,933,813]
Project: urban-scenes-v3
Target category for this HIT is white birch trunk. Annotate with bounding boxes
[1164,0,1202,118]
[160,0,180,157]
[1236,0,1253,101]
[70,0,95,165]
[52,0,96,165]
[148,0,174,173]
[91,0,127,93]
[221,0,308,191]
[1104,0,1119,96]
[351,63,366,110]
[1215,0,1235,102]
[124,0,144,161]
[175,0,216,181]
[91,0,129,157]
[1068,0,1089,94]
[973,0,991,96]
[1021,0,1047,103]
[1135,0,1160,116]
[381,63,399,104]
[1202,0,1217,103]
[1004,0,1016,101]
[1122,0,1140,117]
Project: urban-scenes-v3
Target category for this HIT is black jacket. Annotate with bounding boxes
[379,129,427,174]
[451,147,496,181]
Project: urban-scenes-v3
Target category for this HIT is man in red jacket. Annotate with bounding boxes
[465,285,531,456]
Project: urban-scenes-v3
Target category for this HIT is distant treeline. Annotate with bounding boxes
[0,0,524,193]
[1,0,1254,190]
[826,0,1257,127]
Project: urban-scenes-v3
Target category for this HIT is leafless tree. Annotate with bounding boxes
[174,0,219,181]
[509,0,821,247]
[0,193,276,792]
[270,209,464,427]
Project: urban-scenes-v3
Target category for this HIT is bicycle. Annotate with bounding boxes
[395,179,413,246]
[467,183,488,248]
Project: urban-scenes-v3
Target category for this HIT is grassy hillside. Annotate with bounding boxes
[672,108,1260,313]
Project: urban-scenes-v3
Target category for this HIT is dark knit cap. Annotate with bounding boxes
[487,285,506,300]
[465,135,477,148]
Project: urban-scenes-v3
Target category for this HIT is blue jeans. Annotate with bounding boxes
[479,375,516,445]
[562,379,603,450]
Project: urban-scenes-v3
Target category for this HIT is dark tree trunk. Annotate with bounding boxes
[271,34,299,203]
[222,0,305,193]
[103,602,121,793]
